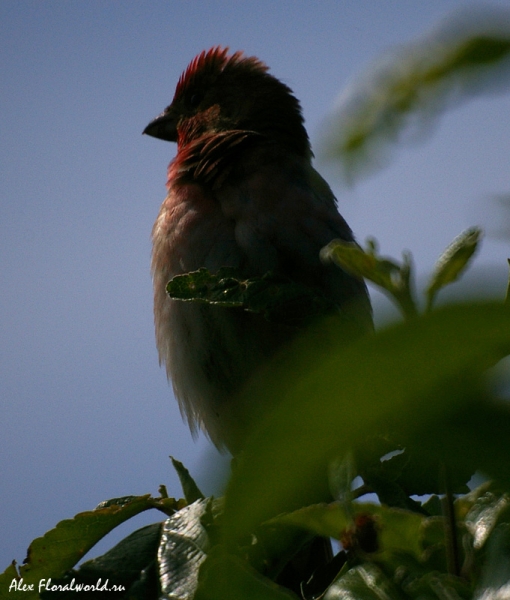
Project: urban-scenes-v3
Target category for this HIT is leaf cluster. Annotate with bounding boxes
[3,226,510,598]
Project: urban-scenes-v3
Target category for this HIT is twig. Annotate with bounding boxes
[440,463,460,577]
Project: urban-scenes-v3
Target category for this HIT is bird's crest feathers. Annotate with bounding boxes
[175,46,269,100]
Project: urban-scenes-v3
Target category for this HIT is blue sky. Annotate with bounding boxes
[2,1,510,567]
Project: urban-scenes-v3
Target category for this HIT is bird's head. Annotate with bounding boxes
[144,47,311,158]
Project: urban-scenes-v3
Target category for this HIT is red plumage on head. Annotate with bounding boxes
[145,46,312,159]
[174,46,269,101]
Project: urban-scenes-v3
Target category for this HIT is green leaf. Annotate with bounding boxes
[322,240,418,319]
[324,563,403,600]
[325,10,510,181]
[475,523,510,597]
[166,267,244,307]
[166,268,338,326]
[195,550,300,600]
[271,503,424,563]
[158,499,211,600]
[220,302,510,543]
[0,563,30,600]
[39,523,162,599]
[171,456,205,504]
[401,571,473,600]
[269,503,350,541]
[359,446,471,499]
[426,227,483,310]
[14,495,162,588]
[328,452,357,505]
[321,240,402,292]
[462,484,510,550]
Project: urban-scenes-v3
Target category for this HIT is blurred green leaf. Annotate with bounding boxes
[325,9,510,181]
[328,452,356,505]
[221,302,510,543]
[271,502,424,563]
[426,227,483,310]
[195,549,299,600]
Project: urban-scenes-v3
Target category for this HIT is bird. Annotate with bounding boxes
[144,47,372,456]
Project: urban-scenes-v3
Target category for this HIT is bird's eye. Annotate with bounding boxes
[189,93,202,108]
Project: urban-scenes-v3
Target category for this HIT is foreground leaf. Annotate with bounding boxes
[272,502,424,563]
[326,8,510,181]
[195,550,299,600]
[221,302,510,542]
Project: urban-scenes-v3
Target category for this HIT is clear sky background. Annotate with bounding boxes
[2,1,510,568]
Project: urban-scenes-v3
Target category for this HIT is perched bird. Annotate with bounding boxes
[144,47,372,455]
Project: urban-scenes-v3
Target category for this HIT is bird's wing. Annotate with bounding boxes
[216,149,373,331]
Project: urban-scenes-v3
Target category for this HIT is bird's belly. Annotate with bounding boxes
[159,292,294,452]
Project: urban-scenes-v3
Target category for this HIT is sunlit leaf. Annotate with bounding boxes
[321,241,402,291]
[322,240,417,319]
[426,227,483,310]
[462,485,510,550]
[324,563,401,600]
[159,499,211,599]
[474,523,510,599]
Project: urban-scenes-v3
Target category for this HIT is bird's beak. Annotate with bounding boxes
[143,109,178,142]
